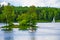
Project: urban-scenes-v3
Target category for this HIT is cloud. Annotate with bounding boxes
[3,0,60,7]
[20,0,60,7]
[21,0,46,6]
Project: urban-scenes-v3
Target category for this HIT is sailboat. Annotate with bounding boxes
[52,17,55,23]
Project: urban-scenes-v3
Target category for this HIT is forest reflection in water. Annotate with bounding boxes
[0,23,60,40]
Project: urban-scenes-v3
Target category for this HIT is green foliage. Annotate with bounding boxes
[1,5,15,30]
[2,5,15,25]
[0,5,60,30]
[17,6,37,30]
[1,6,60,22]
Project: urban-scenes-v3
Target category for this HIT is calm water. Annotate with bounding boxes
[0,23,60,40]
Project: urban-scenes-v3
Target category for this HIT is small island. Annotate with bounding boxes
[0,3,60,31]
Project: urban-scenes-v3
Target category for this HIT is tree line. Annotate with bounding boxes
[0,5,60,30]
[0,5,60,23]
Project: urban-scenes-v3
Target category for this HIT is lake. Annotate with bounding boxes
[0,23,60,40]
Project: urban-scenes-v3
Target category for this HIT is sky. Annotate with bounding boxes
[0,0,60,8]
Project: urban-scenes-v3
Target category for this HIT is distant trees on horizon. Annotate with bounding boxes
[0,4,60,30]
[0,4,60,23]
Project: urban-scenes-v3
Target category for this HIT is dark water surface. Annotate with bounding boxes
[0,23,60,40]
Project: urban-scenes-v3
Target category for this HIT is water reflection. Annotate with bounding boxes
[57,30,60,40]
[30,32,35,40]
[3,30,13,40]
[0,23,60,40]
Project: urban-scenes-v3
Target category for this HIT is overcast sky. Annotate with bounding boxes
[0,0,60,7]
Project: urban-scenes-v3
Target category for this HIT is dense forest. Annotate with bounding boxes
[0,5,60,23]
[0,4,60,30]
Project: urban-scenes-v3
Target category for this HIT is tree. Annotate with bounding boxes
[17,6,37,31]
[2,5,15,27]
[17,13,30,30]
